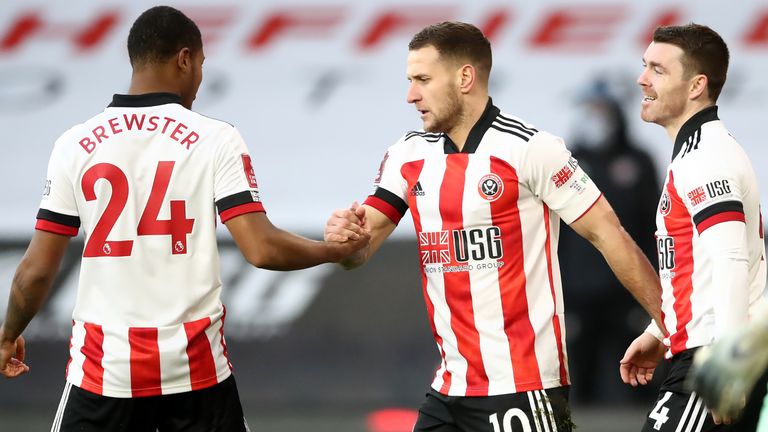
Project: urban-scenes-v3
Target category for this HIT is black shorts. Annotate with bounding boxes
[641,348,767,432]
[414,386,572,432]
[51,375,249,432]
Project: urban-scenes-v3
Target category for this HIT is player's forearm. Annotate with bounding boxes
[1,263,56,342]
[339,246,369,270]
[596,227,665,328]
[250,230,340,270]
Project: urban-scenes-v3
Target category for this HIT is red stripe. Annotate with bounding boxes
[402,160,454,392]
[696,211,745,234]
[489,157,542,391]
[35,219,78,236]
[219,202,265,223]
[363,195,404,225]
[664,172,695,355]
[542,204,569,386]
[80,323,105,394]
[184,317,218,390]
[440,154,488,396]
[128,327,162,397]
[220,306,233,370]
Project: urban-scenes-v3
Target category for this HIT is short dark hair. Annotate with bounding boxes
[652,23,729,102]
[127,6,202,66]
[409,22,492,84]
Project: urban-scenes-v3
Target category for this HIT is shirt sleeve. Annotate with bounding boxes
[699,220,750,339]
[522,131,602,224]
[674,157,746,234]
[213,126,265,223]
[363,138,410,225]
[36,135,81,236]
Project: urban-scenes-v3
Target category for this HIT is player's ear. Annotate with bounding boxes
[176,47,192,72]
[458,64,476,94]
[689,74,708,101]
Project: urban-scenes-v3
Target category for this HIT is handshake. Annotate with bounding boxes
[324,202,374,268]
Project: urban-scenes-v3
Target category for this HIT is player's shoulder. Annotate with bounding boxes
[491,110,541,142]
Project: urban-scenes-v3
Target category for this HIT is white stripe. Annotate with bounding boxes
[66,321,86,387]
[100,324,129,396]
[693,404,708,432]
[527,391,543,432]
[534,390,551,432]
[50,382,72,432]
[674,393,697,432]
[464,157,515,395]
[684,396,704,432]
[540,390,559,432]
[158,322,193,394]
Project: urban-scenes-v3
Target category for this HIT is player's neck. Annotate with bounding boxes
[128,67,184,98]
[446,95,487,151]
[664,101,715,142]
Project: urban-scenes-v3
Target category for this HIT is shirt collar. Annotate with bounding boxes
[108,92,183,108]
[672,105,719,160]
[444,97,500,154]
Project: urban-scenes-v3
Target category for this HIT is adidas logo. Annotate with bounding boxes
[409,181,425,197]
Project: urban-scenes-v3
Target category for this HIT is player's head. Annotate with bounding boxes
[127,6,204,109]
[406,22,492,133]
[637,23,728,129]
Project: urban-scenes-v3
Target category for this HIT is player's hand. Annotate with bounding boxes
[325,202,368,242]
[688,324,768,422]
[0,333,30,378]
[620,331,666,387]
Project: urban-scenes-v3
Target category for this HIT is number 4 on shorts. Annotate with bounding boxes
[649,391,672,430]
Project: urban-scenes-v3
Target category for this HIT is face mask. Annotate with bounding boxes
[569,105,614,150]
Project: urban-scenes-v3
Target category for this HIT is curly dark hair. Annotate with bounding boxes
[127,6,202,66]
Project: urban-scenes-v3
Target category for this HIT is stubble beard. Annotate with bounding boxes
[424,89,463,134]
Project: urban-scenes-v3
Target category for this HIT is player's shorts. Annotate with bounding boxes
[641,348,767,432]
[413,386,572,432]
[50,374,250,432]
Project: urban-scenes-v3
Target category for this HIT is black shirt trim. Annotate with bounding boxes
[372,187,408,216]
[692,200,744,227]
[216,191,258,214]
[444,98,500,154]
[36,209,81,228]
[672,106,719,160]
[108,93,183,108]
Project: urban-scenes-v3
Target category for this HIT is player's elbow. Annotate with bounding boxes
[242,248,279,269]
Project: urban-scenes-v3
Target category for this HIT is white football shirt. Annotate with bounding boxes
[36,93,265,397]
[364,99,602,396]
[655,106,766,356]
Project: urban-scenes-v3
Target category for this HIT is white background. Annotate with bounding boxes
[1,0,766,238]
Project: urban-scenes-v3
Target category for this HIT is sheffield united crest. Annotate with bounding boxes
[478,174,504,202]
[659,190,671,216]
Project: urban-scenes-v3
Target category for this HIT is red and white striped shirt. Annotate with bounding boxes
[655,106,766,357]
[36,93,265,397]
[364,100,601,396]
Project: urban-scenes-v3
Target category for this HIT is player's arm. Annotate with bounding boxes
[700,220,750,337]
[225,212,369,271]
[325,203,397,269]
[569,196,664,329]
[1,230,70,378]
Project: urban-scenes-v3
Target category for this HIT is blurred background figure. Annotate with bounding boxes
[560,78,661,405]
